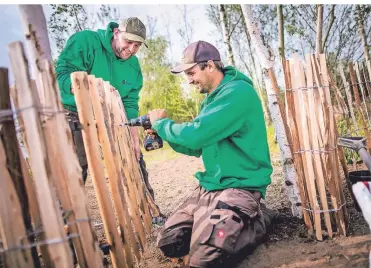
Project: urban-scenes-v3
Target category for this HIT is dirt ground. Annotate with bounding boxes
[86,153,371,268]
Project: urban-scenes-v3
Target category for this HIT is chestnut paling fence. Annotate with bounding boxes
[0,40,159,268]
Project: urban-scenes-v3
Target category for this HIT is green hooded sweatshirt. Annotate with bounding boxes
[55,22,143,119]
[152,66,272,197]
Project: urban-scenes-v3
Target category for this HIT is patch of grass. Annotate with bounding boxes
[142,142,181,164]
[267,124,280,156]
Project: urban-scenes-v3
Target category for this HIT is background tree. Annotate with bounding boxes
[47,4,121,54]
[138,36,198,122]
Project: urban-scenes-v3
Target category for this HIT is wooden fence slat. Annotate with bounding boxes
[328,76,351,180]
[367,60,371,87]
[339,66,359,135]
[72,72,127,268]
[316,54,347,235]
[0,67,40,266]
[40,62,103,268]
[284,60,313,232]
[9,41,73,267]
[305,55,333,238]
[354,62,371,126]
[361,61,371,98]
[115,93,154,231]
[95,78,141,262]
[0,141,35,267]
[88,76,134,267]
[9,82,52,267]
[109,88,147,249]
[290,56,322,240]
[39,61,87,267]
[349,63,371,151]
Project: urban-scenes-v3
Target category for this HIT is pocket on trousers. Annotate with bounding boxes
[199,209,244,254]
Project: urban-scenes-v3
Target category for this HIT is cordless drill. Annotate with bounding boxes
[125,115,163,151]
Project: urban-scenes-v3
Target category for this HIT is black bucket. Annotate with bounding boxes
[349,170,371,211]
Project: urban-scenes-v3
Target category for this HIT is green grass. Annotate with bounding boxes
[267,124,280,156]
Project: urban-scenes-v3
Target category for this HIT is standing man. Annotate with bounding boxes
[149,41,276,267]
[55,17,155,199]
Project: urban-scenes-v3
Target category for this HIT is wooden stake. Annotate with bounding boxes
[290,56,322,240]
[40,62,103,268]
[72,72,127,268]
[354,62,371,126]
[283,60,313,232]
[316,54,347,236]
[38,62,87,268]
[0,67,41,266]
[0,141,35,267]
[9,41,73,267]
[349,63,371,151]
[361,61,371,98]
[109,88,147,249]
[88,76,134,268]
[339,66,359,135]
[115,93,158,227]
[96,79,141,262]
[305,55,333,238]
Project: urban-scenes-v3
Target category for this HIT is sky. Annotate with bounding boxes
[0,4,223,83]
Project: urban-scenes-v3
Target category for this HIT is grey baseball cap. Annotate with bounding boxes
[119,17,148,48]
[171,41,221,74]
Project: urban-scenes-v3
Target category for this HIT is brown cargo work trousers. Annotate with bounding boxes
[157,186,272,268]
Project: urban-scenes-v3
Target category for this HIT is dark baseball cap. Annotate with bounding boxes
[119,17,148,48]
[171,41,221,74]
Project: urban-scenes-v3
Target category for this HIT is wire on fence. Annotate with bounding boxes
[302,202,346,214]
[0,233,80,254]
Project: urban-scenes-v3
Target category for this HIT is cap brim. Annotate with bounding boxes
[122,32,148,48]
[171,63,197,74]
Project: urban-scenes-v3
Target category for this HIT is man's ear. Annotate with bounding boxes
[207,60,215,72]
[113,28,120,39]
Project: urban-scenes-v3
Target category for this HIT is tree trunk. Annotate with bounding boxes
[277,4,285,64]
[322,5,335,52]
[356,5,370,62]
[240,9,271,124]
[316,4,324,54]
[241,4,302,218]
[219,4,235,66]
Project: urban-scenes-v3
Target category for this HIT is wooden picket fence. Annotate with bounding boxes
[0,41,159,267]
[282,54,349,241]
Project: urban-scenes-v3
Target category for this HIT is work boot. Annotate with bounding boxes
[260,202,279,228]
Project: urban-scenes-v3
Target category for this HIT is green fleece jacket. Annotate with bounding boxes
[152,66,272,197]
[55,22,143,119]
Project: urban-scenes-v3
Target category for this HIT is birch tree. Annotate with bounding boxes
[356,5,370,62]
[219,4,236,66]
[316,4,324,53]
[241,4,302,218]
[277,4,285,65]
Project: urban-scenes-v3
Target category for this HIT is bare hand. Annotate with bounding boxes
[148,109,167,124]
